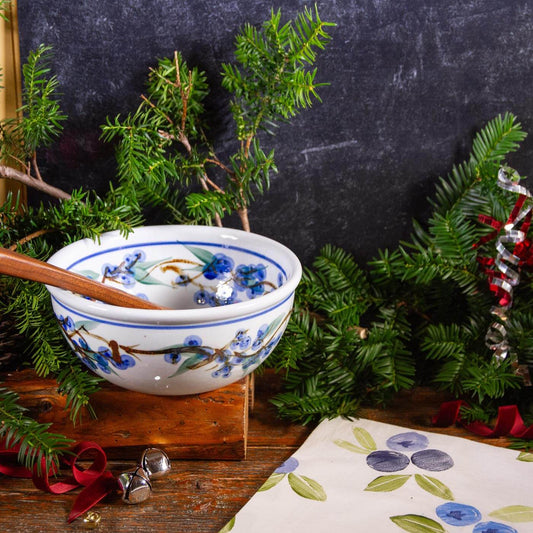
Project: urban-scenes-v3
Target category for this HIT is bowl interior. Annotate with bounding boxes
[60,233,289,310]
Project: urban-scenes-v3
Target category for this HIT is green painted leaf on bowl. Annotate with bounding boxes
[185,245,214,266]
[138,258,168,269]
[76,269,100,280]
[264,314,285,337]
[134,266,170,285]
[74,319,100,331]
[167,353,210,377]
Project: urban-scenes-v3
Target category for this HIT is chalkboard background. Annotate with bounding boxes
[17,0,533,265]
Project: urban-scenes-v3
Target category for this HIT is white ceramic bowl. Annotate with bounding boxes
[46,225,301,395]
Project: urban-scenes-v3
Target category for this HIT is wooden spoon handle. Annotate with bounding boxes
[0,247,168,310]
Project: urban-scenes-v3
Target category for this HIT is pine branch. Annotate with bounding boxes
[0,44,70,200]
[56,364,102,422]
[270,113,532,425]
[0,387,74,473]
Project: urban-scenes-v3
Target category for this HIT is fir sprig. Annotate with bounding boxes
[0,0,10,22]
[0,387,74,473]
[0,42,140,469]
[0,44,68,196]
[103,7,334,231]
[268,245,414,423]
[269,113,530,425]
[0,7,334,469]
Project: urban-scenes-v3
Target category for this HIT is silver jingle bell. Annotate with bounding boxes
[141,447,171,479]
[117,466,152,504]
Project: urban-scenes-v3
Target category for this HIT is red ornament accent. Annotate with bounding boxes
[433,400,533,439]
[475,194,533,305]
[0,440,118,523]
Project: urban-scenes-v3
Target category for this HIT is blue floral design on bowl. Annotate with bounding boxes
[57,311,290,384]
[86,246,280,309]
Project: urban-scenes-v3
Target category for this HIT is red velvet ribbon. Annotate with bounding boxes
[433,400,533,439]
[0,441,118,522]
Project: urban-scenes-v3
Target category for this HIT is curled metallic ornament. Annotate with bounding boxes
[497,166,532,198]
[485,313,510,364]
[483,168,532,368]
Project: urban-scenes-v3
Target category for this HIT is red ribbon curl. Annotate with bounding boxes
[433,400,533,439]
[0,440,118,522]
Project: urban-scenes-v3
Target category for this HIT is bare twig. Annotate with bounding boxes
[238,207,250,232]
[31,152,43,181]
[8,229,55,250]
[205,157,235,177]
[0,165,71,200]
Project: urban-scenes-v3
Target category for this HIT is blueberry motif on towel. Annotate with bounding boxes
[337,426,525,533]
[335,427,454,498]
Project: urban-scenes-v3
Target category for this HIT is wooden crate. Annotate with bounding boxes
[2,369,250,460]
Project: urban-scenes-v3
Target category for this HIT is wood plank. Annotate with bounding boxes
[2,369,249,460]
[0,446,293,533]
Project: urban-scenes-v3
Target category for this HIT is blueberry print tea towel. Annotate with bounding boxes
[220,418,533,533]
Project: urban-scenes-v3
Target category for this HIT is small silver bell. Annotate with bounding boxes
[141,448,171,479]
[117,466,152,504]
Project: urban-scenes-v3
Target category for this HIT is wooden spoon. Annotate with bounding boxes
[0,247,169,310]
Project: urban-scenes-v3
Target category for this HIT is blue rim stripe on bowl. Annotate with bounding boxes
[65,240,288,278]
[51,291,295,330]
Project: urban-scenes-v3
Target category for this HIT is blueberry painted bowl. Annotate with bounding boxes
[46,225,302,395]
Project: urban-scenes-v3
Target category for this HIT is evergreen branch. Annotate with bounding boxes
[271,388,360,425]
[289,5,335,65]
[461,360,522,402]
[0,44,70,200]
[0,387,73,473]
[56,365,102,422]
[185,190,233,221]
[20,45,67,153]
[470,112,526,175]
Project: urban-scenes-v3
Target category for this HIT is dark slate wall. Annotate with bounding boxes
[17,0,533,265]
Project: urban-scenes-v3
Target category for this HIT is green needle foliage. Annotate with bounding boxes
[0,31,141,470]
[0,387,74,474]
[102,5,334,231]
[268,113,533,425]
[0,6,334,470]
[2,4,533,470]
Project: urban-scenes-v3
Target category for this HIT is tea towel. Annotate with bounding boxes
[220,418,533,532]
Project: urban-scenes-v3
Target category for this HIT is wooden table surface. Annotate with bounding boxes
[0,372,513,533]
